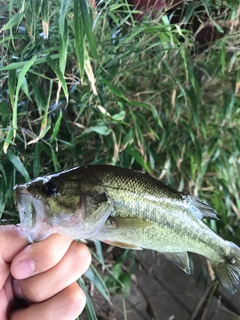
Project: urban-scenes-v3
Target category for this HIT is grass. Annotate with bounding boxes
[1,0,240,318]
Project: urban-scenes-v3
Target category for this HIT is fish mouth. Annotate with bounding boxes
[14,184,49,229]
[14,185,37,228]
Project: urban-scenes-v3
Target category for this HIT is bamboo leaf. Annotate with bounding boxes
[20,75,31,100]
[84,45,97,95]
[11,55,37,143]
[82,125,111,136]
[28,73,45,116]
[8,69,16,108]
[27,80,52,145]
[6,150,30,181]
[0,53,60,71]
[45,56,69,102]
[85,266,110,301]
[0,12,24,31]
[59,20,69,75]
[78,278,98,320]
[73,0,84,79]
[41,0,49,39]
[50,110,63,143]
[33,143,41,177]
[79,0,99,62]
[51,147,60,172]
[125,146,151,173]
[59,0,70,41]
[102,80,128,100]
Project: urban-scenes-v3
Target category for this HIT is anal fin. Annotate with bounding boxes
[163,252,191,274]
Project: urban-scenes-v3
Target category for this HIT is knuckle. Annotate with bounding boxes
[63,284,86,318]
[71,242,92,269]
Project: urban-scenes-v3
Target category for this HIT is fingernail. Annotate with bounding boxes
[14,259,36,278]
[13,279,24,299]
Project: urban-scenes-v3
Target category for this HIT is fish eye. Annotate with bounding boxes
[41,180,58,197]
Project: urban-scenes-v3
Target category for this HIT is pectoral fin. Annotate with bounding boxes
[163,252,191,274]
[102,240,142,250]
[108,217,153,229]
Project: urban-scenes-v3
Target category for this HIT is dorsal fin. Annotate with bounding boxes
[185,195,219,220]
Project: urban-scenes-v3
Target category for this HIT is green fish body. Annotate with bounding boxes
[14,165,240,294]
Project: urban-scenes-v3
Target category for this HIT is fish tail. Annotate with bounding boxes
[212,241,240,294]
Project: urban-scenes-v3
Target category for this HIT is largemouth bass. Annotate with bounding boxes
[14,165,240,294]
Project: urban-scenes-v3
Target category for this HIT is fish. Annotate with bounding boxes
[14,165,240,294]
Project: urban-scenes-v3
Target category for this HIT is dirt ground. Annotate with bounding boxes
[83,249,240,320]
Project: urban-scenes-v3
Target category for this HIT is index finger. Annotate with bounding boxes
[11,233,74,279]
[0,225,28,263]
[0,225,28,288]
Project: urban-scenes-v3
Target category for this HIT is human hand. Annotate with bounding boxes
[0,225,91,320]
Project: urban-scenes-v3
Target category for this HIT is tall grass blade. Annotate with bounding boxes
[78,278,98,320]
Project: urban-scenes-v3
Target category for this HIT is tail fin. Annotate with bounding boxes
[212,241,240,294]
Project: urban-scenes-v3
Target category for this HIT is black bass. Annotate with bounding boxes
[14,165,240,294]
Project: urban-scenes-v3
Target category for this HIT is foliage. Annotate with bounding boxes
[0,0,240,318]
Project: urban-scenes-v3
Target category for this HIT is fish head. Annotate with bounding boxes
[14,172,87,242]
[14,169,113,242]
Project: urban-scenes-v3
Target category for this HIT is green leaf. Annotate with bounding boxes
[8,69,16,108]
[51,147,60,172]
[50,110,63,143]
[0,54,60,71]
[3,130,14,154]
[82,125,111,136]
[85,266,110,301]
[79,0,99,62]
[45,56,69,102]
[59,20,69,75]
[221,40,226,74]
[41,0,49,39]
[59,0,70,40]
[59,0,69,75]
[93,240,104,265]
[103,80,128,101]
[78,278,98,320]
[73,0,84,79]
[0,163,7,216]
[6,150,30,181]
[20,75,31,100]
[1,12,24,31]
[13,55,38,139]
[28,73,45,116]
[33,143,41,177]
[125,146,151,173]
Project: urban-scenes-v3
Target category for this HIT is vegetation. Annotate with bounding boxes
[0,0,240,318]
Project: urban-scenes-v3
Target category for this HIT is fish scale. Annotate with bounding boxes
[14,164,240,294]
